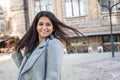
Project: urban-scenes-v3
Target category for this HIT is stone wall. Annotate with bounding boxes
[10,0,26,38]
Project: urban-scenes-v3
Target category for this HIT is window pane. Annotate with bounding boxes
[65,0,72,17]
[73,0,79,16]
[34,0,52,13]
[0,20,5,29]
[47,1,52,11]
[117,0,120,11]
[65,0,86,17]
[101,0,107,12]
[34,1,40,14]
[0,19,5,34]
[41,1,46,11]
[110,0,116,11]
[103,36,111,43]
[80,0,86,16]
[41,0,52,11]
[113,36,118,42]
[103,35,119,43]
[101,0,117,12]
[41,0,48,11]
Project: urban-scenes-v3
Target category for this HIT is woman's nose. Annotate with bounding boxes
[42,24,47,29]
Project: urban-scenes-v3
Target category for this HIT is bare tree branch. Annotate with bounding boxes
[111,1,120,9]
[97,0,120,10]
[97,0,109,9]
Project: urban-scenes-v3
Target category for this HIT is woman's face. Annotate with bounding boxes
[36,16,53,42]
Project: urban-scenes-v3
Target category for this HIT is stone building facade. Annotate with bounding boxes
[0,0,120,53]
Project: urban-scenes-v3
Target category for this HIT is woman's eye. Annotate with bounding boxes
[46,23,52,26]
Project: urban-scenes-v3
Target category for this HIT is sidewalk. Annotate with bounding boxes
[62,52,120,80]
[0,54,18,80]
[0,52,120,80]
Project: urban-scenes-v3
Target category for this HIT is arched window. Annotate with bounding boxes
[34,0,52,15]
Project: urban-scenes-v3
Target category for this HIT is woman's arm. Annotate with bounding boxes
[45,39,64,80]
[11,51,23,68]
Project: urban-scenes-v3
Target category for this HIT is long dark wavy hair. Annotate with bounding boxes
[16,11,83,54]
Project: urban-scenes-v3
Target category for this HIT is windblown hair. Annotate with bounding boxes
[16,11,83,54]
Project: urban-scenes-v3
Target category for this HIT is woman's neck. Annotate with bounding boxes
[39,36,45,43]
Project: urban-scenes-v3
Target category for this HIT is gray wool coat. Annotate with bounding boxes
[12,37,64,80]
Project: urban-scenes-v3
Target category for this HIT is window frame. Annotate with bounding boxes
[101,0,120,13]
[65,0,87,18]
[103,35,120,44]
[34,0,52,14]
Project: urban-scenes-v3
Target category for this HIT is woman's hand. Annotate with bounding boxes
[9,46,16,54]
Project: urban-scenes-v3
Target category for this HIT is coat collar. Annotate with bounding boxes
[37,38,48,48]
[37,34,54,48]
[19,37,52,74]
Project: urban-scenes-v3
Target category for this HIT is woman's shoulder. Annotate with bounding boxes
[49,38,61,43]
[49,38,62,44]
[47,38,64,50]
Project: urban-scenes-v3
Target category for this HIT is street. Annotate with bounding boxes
[0,52,120,80]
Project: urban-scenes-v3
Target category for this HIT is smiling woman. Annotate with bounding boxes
[11,11,83,80]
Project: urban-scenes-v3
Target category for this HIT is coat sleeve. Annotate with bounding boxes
[45,39,64,80]
[11,51,23,68]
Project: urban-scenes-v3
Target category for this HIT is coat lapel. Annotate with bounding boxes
[20,39,49,75]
